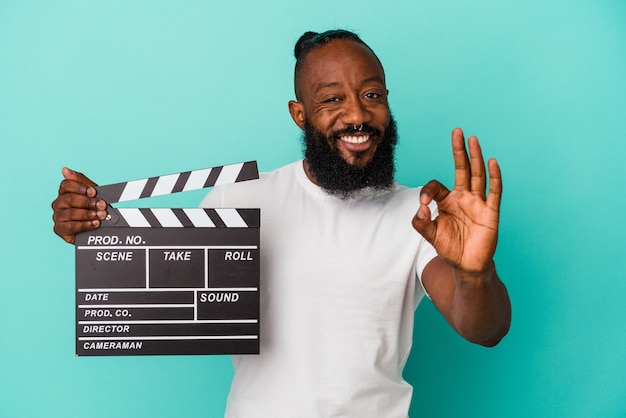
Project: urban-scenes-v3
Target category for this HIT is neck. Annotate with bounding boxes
[302,159,319,185]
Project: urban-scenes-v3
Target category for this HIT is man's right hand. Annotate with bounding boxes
[51,167,108,244]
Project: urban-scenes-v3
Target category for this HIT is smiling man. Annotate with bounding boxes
[291,32,397,198]
[52,29,511,418]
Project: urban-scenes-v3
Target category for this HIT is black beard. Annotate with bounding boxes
[302,116,398,199]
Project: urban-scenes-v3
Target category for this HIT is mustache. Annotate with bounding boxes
[331,124,380,138]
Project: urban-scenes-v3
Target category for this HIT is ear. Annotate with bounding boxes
[288,100,306,130]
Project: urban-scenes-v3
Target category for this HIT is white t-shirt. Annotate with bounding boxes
[201,160,438,418]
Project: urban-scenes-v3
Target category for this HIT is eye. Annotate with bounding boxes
[324,96,341,103]
[364,92,381,99]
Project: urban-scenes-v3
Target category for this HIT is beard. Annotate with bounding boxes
[301,115,398,199]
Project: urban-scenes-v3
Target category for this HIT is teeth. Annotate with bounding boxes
[340,135,370,144]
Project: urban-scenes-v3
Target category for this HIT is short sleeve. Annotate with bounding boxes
[415,199,439,299]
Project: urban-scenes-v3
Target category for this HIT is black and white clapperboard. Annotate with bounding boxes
[75,161,260,356]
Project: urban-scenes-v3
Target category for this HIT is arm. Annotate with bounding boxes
[412,128,511,346]
[422,257,510,346]
[51,167,108,244]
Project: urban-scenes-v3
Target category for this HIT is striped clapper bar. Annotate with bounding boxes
[75,161,260,356]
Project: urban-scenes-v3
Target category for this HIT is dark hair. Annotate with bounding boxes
[293,29,382,100]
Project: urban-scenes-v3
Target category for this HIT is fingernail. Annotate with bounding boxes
[97,210,107,219]
[96,200,107,210]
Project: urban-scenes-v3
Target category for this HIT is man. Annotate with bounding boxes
[52,30,511,417]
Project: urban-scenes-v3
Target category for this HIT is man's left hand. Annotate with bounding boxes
[412,128,502,276]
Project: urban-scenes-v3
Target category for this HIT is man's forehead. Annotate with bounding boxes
[304,40,383,74]
[299,39,386,91]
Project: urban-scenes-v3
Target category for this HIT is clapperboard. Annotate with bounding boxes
[75,161,260,356]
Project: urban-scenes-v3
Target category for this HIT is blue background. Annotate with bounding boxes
[1,1,625,417]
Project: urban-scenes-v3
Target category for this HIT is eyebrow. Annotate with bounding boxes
[314,75,386,93]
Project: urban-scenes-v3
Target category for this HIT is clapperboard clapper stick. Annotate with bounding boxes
[74,161,261,356]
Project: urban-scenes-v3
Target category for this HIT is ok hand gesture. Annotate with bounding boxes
[412,128,502,275]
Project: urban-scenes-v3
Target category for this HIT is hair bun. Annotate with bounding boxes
[294,31,319,59]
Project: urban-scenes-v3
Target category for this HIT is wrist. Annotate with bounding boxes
[452,260,497,289]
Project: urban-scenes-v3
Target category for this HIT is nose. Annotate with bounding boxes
[340,95,371,126]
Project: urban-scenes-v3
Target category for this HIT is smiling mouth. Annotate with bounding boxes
[339,134,370,144]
